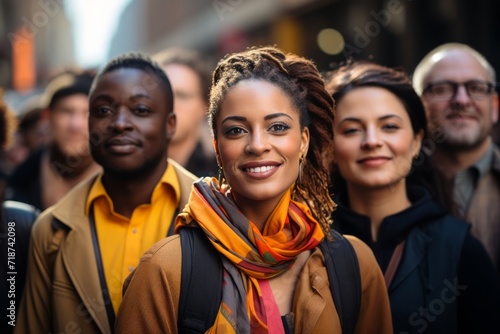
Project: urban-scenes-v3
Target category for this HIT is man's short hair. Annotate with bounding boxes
[92,52,174,112]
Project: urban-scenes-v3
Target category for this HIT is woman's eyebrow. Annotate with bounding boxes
[221,115,246,126]
[264,112,293,121]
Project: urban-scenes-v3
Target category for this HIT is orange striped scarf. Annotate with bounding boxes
[175,177,325,333]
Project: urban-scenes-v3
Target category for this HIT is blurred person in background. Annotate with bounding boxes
[493,119,500,146]
[16,53,197,334]
[413,43,500,274]
[327,61,500,334]
[0,132,30,178]
[0,89,39,334]
[17,93,51,154]
[5,70,101,211]
[0,94,52,177]
[154,48,218,177]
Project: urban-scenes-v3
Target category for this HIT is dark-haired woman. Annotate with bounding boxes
[327,61,500,334]
[115,47,392,333]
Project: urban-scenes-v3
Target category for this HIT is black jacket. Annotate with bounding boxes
[0,201,39,334]
[333,186,500,334]
[5,148,44,210]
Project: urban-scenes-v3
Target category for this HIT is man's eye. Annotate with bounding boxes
[432,84,453,95]
[94,106,112,116]
[468,83,488,94]
[135,107,150,115]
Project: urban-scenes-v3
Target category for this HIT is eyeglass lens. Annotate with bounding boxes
[425,81,493,100]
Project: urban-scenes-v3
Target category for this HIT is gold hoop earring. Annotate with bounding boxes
[217,165,224,187]
[298,156,304,182]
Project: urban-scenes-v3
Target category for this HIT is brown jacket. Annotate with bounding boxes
[115,234,393,333]
[15,160,197,334]
[466,144,500,273]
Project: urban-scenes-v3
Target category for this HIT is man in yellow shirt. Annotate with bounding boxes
[16,53,198,334]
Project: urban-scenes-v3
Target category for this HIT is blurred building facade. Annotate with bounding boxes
[1,0,498,97]
[107,0,499,77]
[0,0,75,93]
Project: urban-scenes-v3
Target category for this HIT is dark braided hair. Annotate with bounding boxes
[208,46,336,237]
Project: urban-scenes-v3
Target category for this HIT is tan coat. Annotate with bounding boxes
[15,160,197,334]
[466,144,500,273]
[115,234,393,334]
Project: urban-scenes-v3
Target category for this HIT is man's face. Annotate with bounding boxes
[421,50,498,150]
[50,93,90,157]
[162,64,207,144]
[88,67,175,177]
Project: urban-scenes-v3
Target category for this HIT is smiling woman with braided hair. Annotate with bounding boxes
[116,46,392,334]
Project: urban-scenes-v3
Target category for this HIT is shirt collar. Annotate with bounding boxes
[85,162,181,215]
[472,143,494,179]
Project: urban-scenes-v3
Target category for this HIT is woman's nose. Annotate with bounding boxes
[361,129,382,149]
[245,131,270,155]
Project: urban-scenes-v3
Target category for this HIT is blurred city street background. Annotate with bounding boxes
[1,0,498,111]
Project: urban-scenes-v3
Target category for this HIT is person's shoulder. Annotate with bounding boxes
[3,200,39,220]
[29,174,99,239]
[492,143,500,173]
[27,205,59,248]
[344,235,372,257]
[418,213,470,241]
[461,232,489,259]
[49,171,100,215]
[3,200,39,233]
[343,235,382,285]
[63,171,100,198]
[138,235,182,267]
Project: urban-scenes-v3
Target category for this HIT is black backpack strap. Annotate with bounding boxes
[178,227,222,334]
[319,230,362,334]
[167,206,180,236]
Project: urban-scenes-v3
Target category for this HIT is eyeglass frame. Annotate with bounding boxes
[422,80,496,101]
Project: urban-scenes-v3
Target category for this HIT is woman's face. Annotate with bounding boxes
[333,86,423,190]
[215,79,309,209]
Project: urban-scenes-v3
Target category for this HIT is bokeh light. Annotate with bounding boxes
[317,28,345,55]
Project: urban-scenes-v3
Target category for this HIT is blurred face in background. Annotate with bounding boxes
[163,64,207,144]
[333,87,423,191]
[49,93,90,157]
[421,50,498,150]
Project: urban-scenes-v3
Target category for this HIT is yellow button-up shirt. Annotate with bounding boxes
[85,163,180,314]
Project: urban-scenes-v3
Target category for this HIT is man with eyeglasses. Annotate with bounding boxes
[413,43,500,275]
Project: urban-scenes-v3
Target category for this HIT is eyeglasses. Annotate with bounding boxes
[423,80,496,101]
